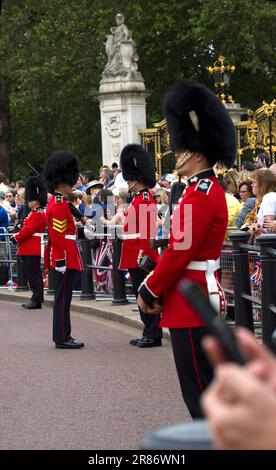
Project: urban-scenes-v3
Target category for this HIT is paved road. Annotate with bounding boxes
[0,300,190,450]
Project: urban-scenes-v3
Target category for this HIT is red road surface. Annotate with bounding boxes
[0,300,190,449]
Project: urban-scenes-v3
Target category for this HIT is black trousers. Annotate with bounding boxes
[21,255,44,305]
[129,268,162,340]
[170,327,214,419]
[53,269,76,344]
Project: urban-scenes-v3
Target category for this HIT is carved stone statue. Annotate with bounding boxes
[102,13,139,77]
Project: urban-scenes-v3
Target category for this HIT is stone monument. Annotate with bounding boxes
[99,13,149,167]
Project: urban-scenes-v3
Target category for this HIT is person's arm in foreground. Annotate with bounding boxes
[201,328,276,449]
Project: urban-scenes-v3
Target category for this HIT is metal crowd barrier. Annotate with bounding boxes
[0,229,135,303]
[229,232,276,353]
[2,225,276,352]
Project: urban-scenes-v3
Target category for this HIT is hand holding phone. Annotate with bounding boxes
[179,280,246,365]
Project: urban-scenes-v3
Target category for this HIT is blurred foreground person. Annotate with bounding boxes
[202,328,276,450]
[138,81,236,417]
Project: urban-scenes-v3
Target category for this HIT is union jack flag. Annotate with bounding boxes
[250,261,262,288]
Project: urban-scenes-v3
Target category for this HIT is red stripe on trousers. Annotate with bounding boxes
[188,328,204,393]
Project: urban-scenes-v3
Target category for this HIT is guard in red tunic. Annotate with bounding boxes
[118,144,161,347]
[138,82,236,417]
[43,150,85,349]
[11,176,48,309]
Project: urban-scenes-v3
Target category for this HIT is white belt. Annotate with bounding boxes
[119,233,140,240]
[65,234,76,240]
[187,259,221,313]
[33,233,42,237]
[186,259,220,271]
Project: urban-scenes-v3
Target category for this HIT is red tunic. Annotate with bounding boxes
[14,208,47,256]
[44,193,83,270]
[118,189,159,270]
[139,170,228,328]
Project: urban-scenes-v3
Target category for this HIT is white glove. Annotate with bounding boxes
[84,220,96,232]
[83,227,96,240]
[55,266,66,274]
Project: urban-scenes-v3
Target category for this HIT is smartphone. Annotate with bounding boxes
[179,280,246,365]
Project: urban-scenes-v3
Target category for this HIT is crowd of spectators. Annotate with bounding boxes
[0,153,276,247]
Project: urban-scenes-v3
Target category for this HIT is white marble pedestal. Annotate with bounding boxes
[98,73,149,168]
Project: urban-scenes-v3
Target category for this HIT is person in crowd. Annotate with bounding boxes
[238,180,254,204]
[223,170,240,200]
[119,143,161,348]
[12,188,31,232]
[5,189,16,208]
[169,176,186,210]
[0,198,9,263]
[219,177,242,238]
[254,152,269,169]
[154,188,170,238]
[0,191,9,214]
[239,159,255,181]
[101,185,128,227]
[235,180,256,228]
[254,169,276,225]
[0,172,10,193]
[111,162,119,175]
[67,192,85,225]
[72,190,86,215]
[74,173,86,192]
[269,162,276,176]
[0,195,9,241]
[83,170,96,189]
[113,168,127,187]
[99,167,115,190]
[84,180,104,222]
[154,188,168,210]
[43,150,86,349]
[242,169,276,240]
[15,180,25,192]
[137,81,236,418]
[4,189,17,222]
[158,173,176,190]
[201,327,276,450]
[215,162,228,177]
[10,176,48,309]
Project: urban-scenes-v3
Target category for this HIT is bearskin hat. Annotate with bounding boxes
[120,144,156,188]
[43,149,79,193]
[25,176,48,207]
[163,81,236,168]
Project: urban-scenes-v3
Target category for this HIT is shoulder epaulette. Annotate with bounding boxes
[55,194,64,203]
[194,179,213,195]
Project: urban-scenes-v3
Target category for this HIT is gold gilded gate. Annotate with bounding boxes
[235,99,275,169]
[139,100,276,175]
[139,118,171,177]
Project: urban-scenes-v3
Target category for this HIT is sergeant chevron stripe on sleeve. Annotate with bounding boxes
[52,218,67,233]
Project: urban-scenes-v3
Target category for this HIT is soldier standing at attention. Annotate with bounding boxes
[138,82,236,417]
[119,144,162,348]
[43,150,85,349]
[11,176,48,309]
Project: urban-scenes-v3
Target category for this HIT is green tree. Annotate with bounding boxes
[188,0,276,109]
[0,0,275,179]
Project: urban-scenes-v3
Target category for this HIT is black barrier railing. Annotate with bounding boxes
[229,232,255,332]
[257,234,276,353]
[229,232,276,353]
[80,239,96,300]
[111,238,128,305]
[47,268,57,295]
